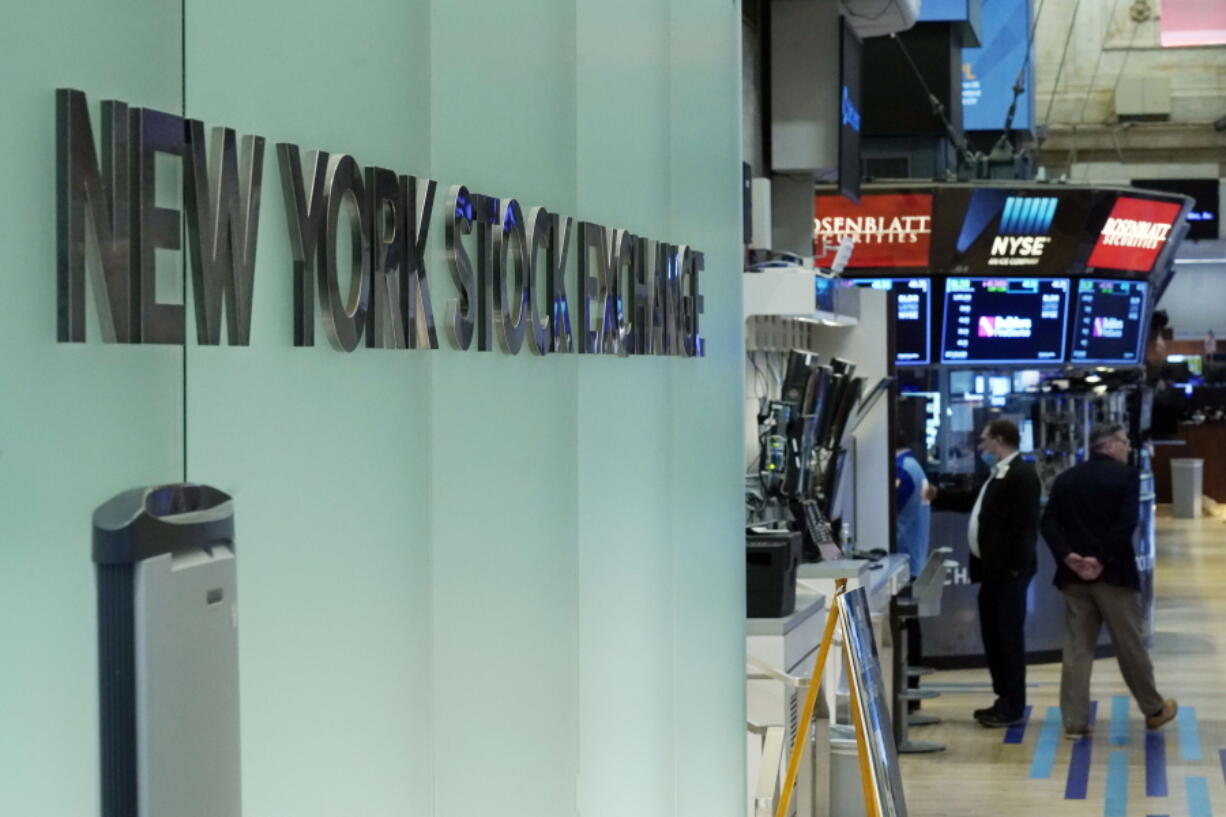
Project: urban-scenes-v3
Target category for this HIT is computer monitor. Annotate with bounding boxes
[842,278,932,365]
[1068,279,1148,365]
[940,277,1071,365]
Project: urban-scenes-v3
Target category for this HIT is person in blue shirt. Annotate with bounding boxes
[895,428,932,578]
[895,426,934,712]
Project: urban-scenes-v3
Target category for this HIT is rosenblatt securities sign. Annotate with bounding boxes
[813,193,933,268]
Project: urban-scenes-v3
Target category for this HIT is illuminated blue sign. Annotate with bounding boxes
[999,197,1057,235]
[962,0,1033,132]
[841,86,861,132]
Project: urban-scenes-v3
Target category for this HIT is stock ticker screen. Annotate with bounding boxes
[844,278,931,365]
[941,277,1070,365]
[1068,279,1148,364]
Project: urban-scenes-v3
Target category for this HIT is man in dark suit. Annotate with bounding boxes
[934,418,1041,727]
[1041,423,1177,739]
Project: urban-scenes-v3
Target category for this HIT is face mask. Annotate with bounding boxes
[980,450,998,469]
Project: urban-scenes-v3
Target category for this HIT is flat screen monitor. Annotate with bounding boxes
[1068,279,1148,365]
[1130,179,1218,241]
[843,278,931,364]
[940,277,1070,365]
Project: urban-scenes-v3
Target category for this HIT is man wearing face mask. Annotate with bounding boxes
[1041,423,1177,739]
[932,418,1041,727]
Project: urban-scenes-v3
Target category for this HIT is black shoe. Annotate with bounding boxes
[976,711,1025,728]
[972,706,996,720]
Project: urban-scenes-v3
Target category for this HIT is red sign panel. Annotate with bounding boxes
[1086,197,1182,272]
[814,194,933,268]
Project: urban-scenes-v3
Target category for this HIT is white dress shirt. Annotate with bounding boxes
[967,450,1020,558]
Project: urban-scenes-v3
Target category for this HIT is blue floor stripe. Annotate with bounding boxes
[1146,730,1168,797]
[1030,706,1062,779]
[1105,751,1129,817]
[1004,705,1032,744]
[1179,706,1202,761]
[1110,695,1130,745]
[1065,700,1098,800]
[1187,777,1212,817]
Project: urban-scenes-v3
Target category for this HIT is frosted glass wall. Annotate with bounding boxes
[0,3,744,816]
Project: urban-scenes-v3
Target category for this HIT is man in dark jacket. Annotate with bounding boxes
[934,418,1041,727]
[1041,423,1177,739]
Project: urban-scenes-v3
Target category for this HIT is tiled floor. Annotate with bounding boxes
[902,511,1226,817]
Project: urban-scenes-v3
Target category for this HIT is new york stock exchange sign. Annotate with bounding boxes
[56,89,707,358]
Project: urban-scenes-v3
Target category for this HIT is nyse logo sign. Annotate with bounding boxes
[988,197,1057,266]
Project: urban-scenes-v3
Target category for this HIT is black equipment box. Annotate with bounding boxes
[746,531,802,618]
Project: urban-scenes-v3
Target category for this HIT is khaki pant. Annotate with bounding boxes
[1061,582,1164,731]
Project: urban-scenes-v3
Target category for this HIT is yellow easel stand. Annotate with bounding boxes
[844,632,884,817]
[772,578,847,817]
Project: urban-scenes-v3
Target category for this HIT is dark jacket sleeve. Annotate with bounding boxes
[1102,468,1141,566]
[1040,474,1071,561]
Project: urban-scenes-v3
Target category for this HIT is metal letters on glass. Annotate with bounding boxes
[319,154,371,353]
[133,106,186,345]
[404,176,439,350]
[523,207,552,356]
[55,89,706,359]
[366,166,407,350]
[277,143,329,347]
[445,185,476,351]
[492,199,529,355]
[183,122,265,346]
[56,91,134,343]
[548,213,574,354]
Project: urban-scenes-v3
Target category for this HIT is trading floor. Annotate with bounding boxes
[905,511,1226,817]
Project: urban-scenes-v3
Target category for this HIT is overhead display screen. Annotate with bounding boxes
[844,278,931,365]
[1069,279,1148,365]
[1086,196,1183,272]
[941,277,1070,365]
[928,188,1092,275]
[814,193,933,268]
[1131,179,1218,241]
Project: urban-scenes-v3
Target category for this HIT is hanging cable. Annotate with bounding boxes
[993,0,1048,142]
[1076,0,1126,125]
[1039,0,1086,133]
[1105,14,1144,123]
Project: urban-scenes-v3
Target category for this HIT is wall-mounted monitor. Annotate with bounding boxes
[1086,196,1183,273]
[1068,279,1148,365]
[843,278,931,365]
[1130,179,1219,242]
[940,277,1070,365]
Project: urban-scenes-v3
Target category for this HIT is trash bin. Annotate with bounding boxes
[829,724,865,817]
[1171,458,1204,519]
[93,484,239,817]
